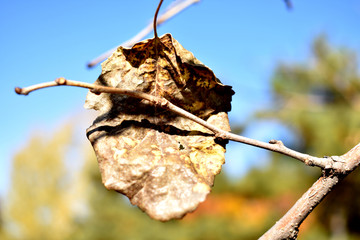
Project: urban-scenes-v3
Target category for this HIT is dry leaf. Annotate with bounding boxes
[85,33,234,221]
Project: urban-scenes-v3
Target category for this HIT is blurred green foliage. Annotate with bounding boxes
[1,35,360,239]
[262,35,360,156]
[256,34,360,239]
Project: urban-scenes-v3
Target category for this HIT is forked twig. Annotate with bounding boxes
[15,78,360,240]
[15,78,360,239]
[16,79,360,240]
[87,0,200,68]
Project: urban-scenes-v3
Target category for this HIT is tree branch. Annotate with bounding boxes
[15,78,350,173]
[87,0,200,68]
[260,175,342,240]
[259,143,360,240]
[15,78,360,238]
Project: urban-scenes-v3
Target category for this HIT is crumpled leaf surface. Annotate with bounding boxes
[85,33,234,221]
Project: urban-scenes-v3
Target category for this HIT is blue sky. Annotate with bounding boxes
[1,0,360,197]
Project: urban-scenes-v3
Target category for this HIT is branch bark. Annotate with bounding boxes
[259,143,360,240]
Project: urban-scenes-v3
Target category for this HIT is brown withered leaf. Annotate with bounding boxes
[85,33,234,221]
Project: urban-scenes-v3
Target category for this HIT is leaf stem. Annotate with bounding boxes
[154,0,164,39]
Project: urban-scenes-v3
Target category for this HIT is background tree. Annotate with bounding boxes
[254,35,360,239]
[3,125,88,240]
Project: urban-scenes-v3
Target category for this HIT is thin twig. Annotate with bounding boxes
[15,78,347,171]
[87,0,200,68]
